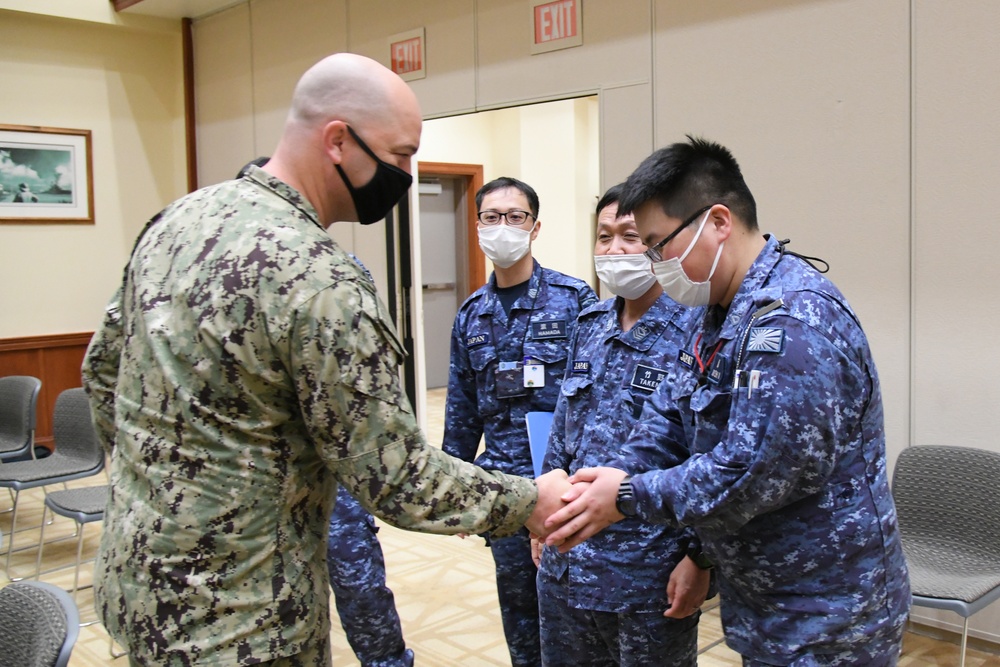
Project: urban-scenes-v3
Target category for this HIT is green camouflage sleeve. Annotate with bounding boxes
[291,279,537,538]
[81,286,124,455]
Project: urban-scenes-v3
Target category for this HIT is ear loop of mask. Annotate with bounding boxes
[678,208,724,281]
[677,210,711,263]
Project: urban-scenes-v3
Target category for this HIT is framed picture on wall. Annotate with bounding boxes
[0,124,94,224]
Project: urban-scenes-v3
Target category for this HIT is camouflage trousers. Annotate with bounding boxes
[740,621,904,666]
[126,641,331,667]
[488,529,541,667]
[328,486,413,667]
[537,564,698,666]
[255,640,331,667]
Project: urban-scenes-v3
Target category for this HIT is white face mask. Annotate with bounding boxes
[478,223,534,269]
[651,210,723,307]
[594,254,657,300]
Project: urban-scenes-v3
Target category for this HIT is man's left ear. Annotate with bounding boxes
[710,205,732,242]
[324,121,350,164]
[530,219,542,241]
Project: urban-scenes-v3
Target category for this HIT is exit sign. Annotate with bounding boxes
[389,28,426,81]
[531,0,582,55]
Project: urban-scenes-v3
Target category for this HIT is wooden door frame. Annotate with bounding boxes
[417,161,486,296]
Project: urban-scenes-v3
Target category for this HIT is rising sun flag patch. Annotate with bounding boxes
[747,327,785,353]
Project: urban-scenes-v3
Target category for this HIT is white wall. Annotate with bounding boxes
[652,0,913,483]
[0,9,186,338]
[908,1,1000,635]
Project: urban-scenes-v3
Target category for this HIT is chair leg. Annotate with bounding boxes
[5,494,82,583]
[38,513,100,629]
[108,631,127,659]
[3,490,21,577]
[71,519,85,597]
[80,574,104,627]
[32,503,51,582]
[0,487,13,514]
[960,616,969,667]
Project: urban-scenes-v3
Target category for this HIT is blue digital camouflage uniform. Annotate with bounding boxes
[616,236,911,666]
[81,166,539,667]
[538,294,701,667]
[327,486,413,667]
[443,260,597,667]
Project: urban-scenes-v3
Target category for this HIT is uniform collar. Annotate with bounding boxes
[245,165,325,231]
[710,235,784,341]
[487,259,544,311]
[603,294,688,352]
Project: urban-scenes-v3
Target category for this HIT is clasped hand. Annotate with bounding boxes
[526,467,629,552]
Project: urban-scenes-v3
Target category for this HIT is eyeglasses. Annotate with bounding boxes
[643,204,716,263]
[477,209,535,226]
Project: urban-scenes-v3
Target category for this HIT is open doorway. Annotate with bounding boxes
[414,96,600,393]
[417,163,483,389]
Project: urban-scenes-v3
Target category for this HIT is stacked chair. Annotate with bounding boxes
[0,381,124,658]
[0,388,105,580]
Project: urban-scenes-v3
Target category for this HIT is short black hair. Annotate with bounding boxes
[595,183,626,217]
[476,177,540,218]
[619,136,757,230]
[236,156,270,179]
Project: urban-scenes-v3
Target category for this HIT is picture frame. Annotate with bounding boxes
[0,124,94,224]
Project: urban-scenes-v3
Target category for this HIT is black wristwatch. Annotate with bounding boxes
[615,476,638,518]
[688,550,714,570]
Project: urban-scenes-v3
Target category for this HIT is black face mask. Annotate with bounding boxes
[335,125,413,225]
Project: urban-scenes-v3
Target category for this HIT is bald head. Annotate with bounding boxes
[267,53,422,226]
[287,53,418,137]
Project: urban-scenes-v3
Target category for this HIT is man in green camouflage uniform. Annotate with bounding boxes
[82,53,569,667]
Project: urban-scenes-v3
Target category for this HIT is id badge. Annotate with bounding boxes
[497,362,527,399]
[523,361,545,388]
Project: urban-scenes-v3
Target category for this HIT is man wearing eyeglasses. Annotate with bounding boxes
[543,137,910,666]
[534,184,710,667]
[443,176,598,666]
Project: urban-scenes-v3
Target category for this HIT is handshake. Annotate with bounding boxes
[524,467,631,552]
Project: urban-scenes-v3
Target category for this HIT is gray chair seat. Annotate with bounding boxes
[0,456,104,487]
[0,580,79,667]
[44,485,108,521]
[904,537,1000,603]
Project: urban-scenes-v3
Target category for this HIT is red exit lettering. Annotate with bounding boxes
[391,37,422,75]
[534,0,578,44]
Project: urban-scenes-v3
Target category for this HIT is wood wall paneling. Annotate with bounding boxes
[0,333,93,451]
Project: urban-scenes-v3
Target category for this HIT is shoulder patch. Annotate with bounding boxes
[747,327,785,353]
[466,333,490,348]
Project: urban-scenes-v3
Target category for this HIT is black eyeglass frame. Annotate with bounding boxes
[476,209,536,226]
[643,204,717,263]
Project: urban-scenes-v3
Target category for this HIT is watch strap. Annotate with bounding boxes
[615,475,637,518]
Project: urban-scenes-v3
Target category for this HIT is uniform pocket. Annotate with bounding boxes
[560,373,593,398]
[468,345,502,416]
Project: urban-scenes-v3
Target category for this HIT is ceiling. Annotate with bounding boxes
[115,0,244,20]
